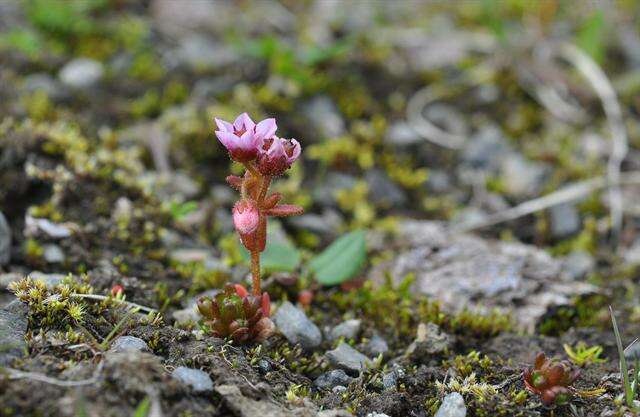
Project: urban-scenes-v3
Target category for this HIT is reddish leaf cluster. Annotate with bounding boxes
[523,352,580,405]
[197,284,274,343]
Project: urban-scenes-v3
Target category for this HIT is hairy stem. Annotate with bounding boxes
[250,249,261,295]
[258,176,271,202]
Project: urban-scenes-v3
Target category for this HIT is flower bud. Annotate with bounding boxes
[232,200,260,235]
[256,136,301,176]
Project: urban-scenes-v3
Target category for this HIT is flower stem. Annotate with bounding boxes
[250,249,261,295]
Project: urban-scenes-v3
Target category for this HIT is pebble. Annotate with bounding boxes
[0,211,10,265]
[171,366,214,393]
[325,342,371,374]
[550,203,581,238]
[43,244,65,263]
[365,169,408,209]
[0,301,28,366]
[562,250,595,280]
[329,319,361,341]
[365,413,391,417]
[365,333,389,357]
[303,96,346,139]
[314,369,354,389]
[272,301,322,350]
[384,122,420,146]
[25,216,72,239]
[405,323,453,361]
[59,58,104,89]
[434,392,467,417]
[382,366,404,390]
[109,336,150,353]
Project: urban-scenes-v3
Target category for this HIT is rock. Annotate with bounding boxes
[314,369,354,390]
[624,239,640,265]
[167,35,238,71]
[562,251,595,280]
[0,211,10,265]
[461,125,509,171]
[59,58,104,89]
[0,272,22,290]
[329,319,361,341]
[371,220,598,332]
[550,203,581,238]
[171,366,213,393]
[365,414,391,417]
[43,244,65,263]
[364,334,389,357]
[624,340,640,362]
[25,216,72,239]
[405,323,452,361]
[500,154,547,197]
[381,366,404,390]
[384,122,420,146]
[215,384,316,417]
[109,336,150,353]
[0,301,28,366]
[365,169,407,209]
[313,173,358,207]
[325,342,371,374]
[23,73,65,100]
[303,96,345,139]
[435,392,466,417]
[318,410,352,417]
[426,170,452,193]
[288,210,344,237]
[151,0,229,38]
[29,272,66,288]
[273,301,322,350]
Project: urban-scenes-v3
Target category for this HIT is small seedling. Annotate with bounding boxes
[523,352,580,405]
[563,342,606,367]
[199,113,302,342]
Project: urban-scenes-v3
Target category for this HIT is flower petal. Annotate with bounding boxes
[286,139,301,164]
[215,130,240,151]
[214,118,234,132]
[255,118,277,139]
[234,112,255,131]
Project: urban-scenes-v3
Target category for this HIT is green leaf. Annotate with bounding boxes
[576,10,606,64]
[309,230,367,286]
[132,397,150,417]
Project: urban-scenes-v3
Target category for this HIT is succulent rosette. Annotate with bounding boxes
[523,352,580,405]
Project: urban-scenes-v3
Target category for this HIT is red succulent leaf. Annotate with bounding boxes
[234,284,248,298]
[261,292,270,317]
[226,175,243,190]
[264,204,304,217]
[262,193,282,209]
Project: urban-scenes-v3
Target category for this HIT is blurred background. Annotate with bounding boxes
[1,0,640,267]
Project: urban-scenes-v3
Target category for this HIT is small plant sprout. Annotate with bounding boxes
[610,306,640,411]
[563,342,606,367]
[523,352,580,405]
[198,113,302,343]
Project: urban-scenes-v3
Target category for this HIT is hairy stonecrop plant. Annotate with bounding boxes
[523,352,580,405]
[198,113,302,343]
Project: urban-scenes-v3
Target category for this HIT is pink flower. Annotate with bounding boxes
[256,136,301,176]
[215,113,277,162]
[232,200,260,234]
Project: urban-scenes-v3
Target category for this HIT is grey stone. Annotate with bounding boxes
[562,251,595,280]
[405,323,452,360]
[427,170,452,193]
[461,125,509,171]
[0,302,28,366]
[23,73,65,100]
[325,342,371,374]
[303,96,345,139]
[624,239,640,265]
[435,392,466,417]
[500,154,547,197]
[550,203,581,238]
[329,319,361,341]
[0,211,10,265]
[59,58,104,89]
[365,169,407,209]
[25,216,72,239]
[215,384,317,417]
[43,244,65,263]
[109,336,150,353]
[332,385,347,394]
[0,273,22,290]
[364,334,389,357]
[313,173,358,207]
[365,413,391,417]
[384,122,420,146]
[371,220,597,332]
[168,35,238,71]
[29,272,66,288]
[171,366,213,393]
[318,410,352,417]
[288,210,344,237]
[381,366,405,390]
[314,369,354,389]
[273,302,322,350]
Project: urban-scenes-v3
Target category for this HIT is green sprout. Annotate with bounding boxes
[563,342,606,367]
[610,306,640,411]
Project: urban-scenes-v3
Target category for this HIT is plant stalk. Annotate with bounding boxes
[250,249,261,295]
